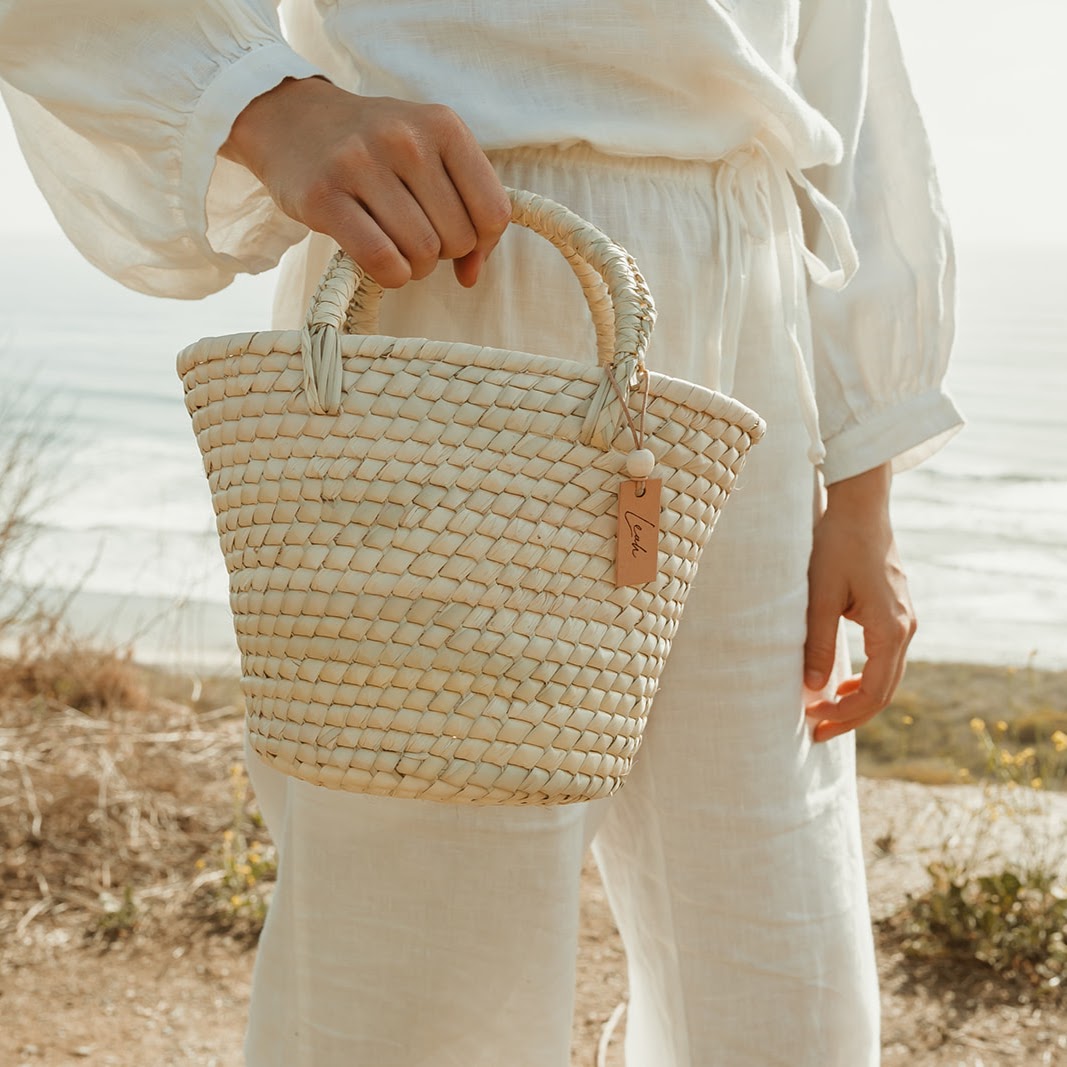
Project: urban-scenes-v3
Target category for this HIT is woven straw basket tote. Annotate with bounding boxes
[177,188,765,805]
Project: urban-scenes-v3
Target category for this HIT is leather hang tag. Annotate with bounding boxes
[615,478,662,587]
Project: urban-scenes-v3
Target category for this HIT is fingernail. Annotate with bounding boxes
[470,251,487,283]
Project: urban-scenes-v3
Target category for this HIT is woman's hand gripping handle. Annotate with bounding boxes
[221,76,512,289]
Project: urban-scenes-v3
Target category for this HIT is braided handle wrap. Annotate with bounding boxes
[301,187,657,450]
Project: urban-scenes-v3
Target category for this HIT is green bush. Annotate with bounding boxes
[883,862,1067,993]
[880,716,1067,995]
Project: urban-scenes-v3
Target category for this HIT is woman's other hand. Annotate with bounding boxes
[803,463,917,742]
[220,77,512,289]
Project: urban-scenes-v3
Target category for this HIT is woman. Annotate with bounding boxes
[0,2,962,1063]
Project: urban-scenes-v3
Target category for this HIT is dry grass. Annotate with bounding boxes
[0,642,149,712]
[0,651,250,951]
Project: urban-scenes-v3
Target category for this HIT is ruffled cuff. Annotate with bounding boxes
[182,42,325,289]
[820,388,964,485]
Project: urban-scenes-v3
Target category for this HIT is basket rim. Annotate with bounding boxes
[177,328,766,440]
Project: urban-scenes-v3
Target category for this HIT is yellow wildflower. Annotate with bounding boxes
[195,858,207,870]
[995,720,1008,734]
[230,895,244,908]
[970,717,986,735]
[1031,777,1044,790]
[223,829,235,843]
[1015,747,1036,766]
[1052,730,1067,753]
[901,715,914,727]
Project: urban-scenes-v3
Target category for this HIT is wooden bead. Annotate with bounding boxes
[626,448,656,478]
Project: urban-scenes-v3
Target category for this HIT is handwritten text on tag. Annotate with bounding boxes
[616,478,662,587]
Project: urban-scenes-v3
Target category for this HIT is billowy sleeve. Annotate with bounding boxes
[797,0,964,484]
[0,1,325,297]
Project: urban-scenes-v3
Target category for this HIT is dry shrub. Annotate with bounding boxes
[0,380,151,714]
[0,694,249,949]
[0,640,149,713]
[0,384,56,648]
[0,394,149,713]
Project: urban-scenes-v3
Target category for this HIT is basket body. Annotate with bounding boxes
[178,330,762,803]
[177,189,764,804]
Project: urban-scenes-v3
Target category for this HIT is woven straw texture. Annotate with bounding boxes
[177,189,765,804]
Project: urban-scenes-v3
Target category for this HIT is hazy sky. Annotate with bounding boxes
[1,0,1065,247]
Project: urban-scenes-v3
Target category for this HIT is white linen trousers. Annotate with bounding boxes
[244,144,880,1067]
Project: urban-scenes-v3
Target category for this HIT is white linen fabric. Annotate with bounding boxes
[0,0,961,482]
[245,143,879,1067]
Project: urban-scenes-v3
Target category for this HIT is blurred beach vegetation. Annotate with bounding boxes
[879,712,1067,996]
[857,660,1067,789]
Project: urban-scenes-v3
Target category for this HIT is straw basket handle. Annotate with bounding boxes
[301,188,657,450]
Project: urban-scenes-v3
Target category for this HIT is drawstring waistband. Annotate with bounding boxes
[709,138,858,465]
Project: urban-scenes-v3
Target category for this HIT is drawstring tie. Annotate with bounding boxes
[709,139,858,465]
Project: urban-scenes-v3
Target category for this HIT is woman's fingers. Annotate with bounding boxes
[808,671,897,743]
[310,190,415,289]
[806,602,916,743]
[435,111,513,286]
[350,103,510,285]
[349,170,445,284]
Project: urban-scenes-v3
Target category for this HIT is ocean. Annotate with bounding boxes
[0,235,1064,673]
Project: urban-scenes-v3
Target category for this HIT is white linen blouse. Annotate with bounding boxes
[0,0,962,482]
